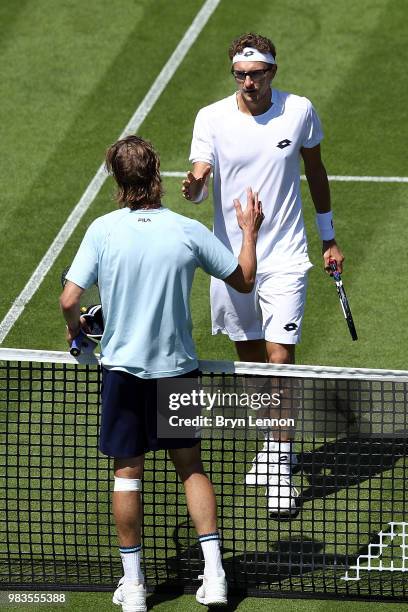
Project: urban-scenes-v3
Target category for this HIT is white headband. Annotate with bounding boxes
[232,46,276,65]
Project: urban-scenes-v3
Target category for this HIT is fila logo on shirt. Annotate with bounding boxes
[138,218,151,222]
[277,139,292,149]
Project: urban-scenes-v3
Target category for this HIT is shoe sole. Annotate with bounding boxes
[269,500,301,520]
[196,597,228,607]
[116,604,146,612]
[270,512,300,523]
[112,593,146,611]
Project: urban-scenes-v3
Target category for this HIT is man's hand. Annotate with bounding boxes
[182,164,211,201]
[233,188,264,236]
[323,239,344,273]
[65,316,90,346]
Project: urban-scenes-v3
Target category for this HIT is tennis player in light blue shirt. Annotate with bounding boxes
[66,206,238,378]
[60,136,263,612]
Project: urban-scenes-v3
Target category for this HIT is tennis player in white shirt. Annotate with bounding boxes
[182,32,344,516]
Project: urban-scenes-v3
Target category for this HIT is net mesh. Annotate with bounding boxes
[0,349,407,600]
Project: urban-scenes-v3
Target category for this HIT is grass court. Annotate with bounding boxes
[0,1,407,610]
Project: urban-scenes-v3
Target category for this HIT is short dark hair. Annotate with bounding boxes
[228,32,276,61]
[105,136,163,209]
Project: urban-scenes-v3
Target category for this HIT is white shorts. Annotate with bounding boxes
[211,266,312,345]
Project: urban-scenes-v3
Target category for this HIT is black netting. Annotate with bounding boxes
[0,358,407,601]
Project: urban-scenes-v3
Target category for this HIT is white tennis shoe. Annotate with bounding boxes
[245,441,298,486]
[113,577,147,612]
[267,474,300,516]
[196,573,228,607]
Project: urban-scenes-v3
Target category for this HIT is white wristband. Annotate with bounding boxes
[316,211,335,241]
[191,183,209,204]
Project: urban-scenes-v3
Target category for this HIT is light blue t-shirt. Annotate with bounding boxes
[67,207,238,378]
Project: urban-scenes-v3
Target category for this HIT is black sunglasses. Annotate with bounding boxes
[231,68,272,82]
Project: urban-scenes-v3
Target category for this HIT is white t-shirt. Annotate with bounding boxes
[189,89,323,273]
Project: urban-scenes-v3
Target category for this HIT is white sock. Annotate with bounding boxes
[278,441,293,476]
[198,532,224,578]
[276,440,292,456]
[264,435,291,452]
[119,544,144,584]
[264,437,293,474]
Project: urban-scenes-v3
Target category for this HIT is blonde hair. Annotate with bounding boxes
[105,136,163,209]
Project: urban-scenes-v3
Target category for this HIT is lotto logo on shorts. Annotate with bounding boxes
[284,322,298,331]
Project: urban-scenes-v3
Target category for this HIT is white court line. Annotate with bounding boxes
[322,175,408,183]
[163,171,408,182]
[0,0,221,344]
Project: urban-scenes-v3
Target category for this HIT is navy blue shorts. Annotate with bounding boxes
[99,367,200,458]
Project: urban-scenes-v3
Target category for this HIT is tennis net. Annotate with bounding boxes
[0,348,407,601]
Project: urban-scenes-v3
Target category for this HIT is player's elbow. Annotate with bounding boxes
[224,267,255,293]
[59,292,77,312]
[60,281,84,312]
[59,295,71,312]
[238,278,255,293]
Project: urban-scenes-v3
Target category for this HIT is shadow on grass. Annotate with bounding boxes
[299,436,407,501]
[146,590,246,611]
[156,518,407,600]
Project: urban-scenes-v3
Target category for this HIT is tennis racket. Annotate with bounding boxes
[61,267,104,356]
[329,259,358,341]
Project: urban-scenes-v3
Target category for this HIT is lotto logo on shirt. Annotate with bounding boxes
[277,139,292,149]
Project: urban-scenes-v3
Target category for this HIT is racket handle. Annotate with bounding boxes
[70,330,85,357]
[328,258,337,271]
[328,258,341,280]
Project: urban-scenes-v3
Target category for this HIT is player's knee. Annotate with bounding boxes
[267,343,295,364]
[177,464,206,483]
[169,449,204,481]
[113,456,144,480]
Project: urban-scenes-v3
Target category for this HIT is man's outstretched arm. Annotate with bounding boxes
[182,162,212,203]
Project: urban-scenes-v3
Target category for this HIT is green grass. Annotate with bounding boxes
[2,0,408,369]
[1,593,408,612]
[1,0,408,609]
